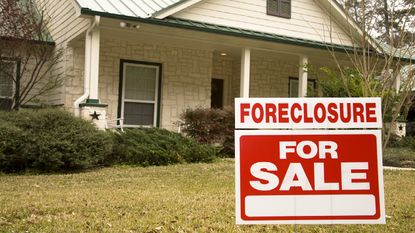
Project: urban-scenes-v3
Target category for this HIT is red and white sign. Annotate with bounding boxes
[235,98,382,129]
[235,130,385,224]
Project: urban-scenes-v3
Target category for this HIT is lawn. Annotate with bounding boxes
[0,159,414,233]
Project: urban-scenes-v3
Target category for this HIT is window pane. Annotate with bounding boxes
[0,62,14,97]
[280,0,291,18]
[124,102,155,126]
[267,0,279,16]
[125,65,157,101]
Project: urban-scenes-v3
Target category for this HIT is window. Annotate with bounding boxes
[289,77,316,97]
[267,0,291,18]
[0,60,17,110]
[119,60,162,127]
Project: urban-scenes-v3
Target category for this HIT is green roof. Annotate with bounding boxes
[75,0,183,18]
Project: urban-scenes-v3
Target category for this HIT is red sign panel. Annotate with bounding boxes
[235,130,385,224]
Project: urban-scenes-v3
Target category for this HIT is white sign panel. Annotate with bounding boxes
[235,98,382,129]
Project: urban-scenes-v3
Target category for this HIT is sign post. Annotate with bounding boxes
[235,98,385,224]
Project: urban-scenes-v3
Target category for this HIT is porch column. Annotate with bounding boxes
[298,55,308,97]
[89,26,100,100]
[240,47,251,97]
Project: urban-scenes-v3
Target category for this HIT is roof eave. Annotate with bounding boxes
[80,8,357,53]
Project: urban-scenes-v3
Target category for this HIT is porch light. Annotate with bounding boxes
[119,22,140,29]
[220,52,227,56]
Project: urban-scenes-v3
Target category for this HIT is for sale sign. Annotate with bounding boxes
[235,98,385,225]
[235,130,385,224]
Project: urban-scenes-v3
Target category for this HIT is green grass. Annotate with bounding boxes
[0,159,414,232]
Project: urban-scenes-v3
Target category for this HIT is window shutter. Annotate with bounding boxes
[267,0,291,18]
[280,0,291,18]
[267,0,279,17]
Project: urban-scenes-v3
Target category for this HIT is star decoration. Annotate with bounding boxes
[398,125,403,131]
[90,111,101,120]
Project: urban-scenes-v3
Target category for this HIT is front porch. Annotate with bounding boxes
[66,16,339,130]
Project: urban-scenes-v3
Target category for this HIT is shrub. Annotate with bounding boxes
[180,107,234,156]
[0,121,27,173]
[387,135,415,150]
[384,148,415,168]
[112,128,217,166]
[0,109,113,173]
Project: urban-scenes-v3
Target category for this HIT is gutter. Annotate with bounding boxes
[73,15,100,117]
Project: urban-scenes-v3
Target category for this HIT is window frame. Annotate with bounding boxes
[118,60,162,127]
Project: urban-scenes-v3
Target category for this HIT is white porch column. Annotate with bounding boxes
[89,25,100,100]
[240,47,251,97]
[298,55,308,97]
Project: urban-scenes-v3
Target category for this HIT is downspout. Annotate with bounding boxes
[73,15,100,116]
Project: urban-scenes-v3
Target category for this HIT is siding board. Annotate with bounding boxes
[173,0,353,46]
[34,0,91,105]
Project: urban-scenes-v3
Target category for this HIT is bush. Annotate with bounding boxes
[387,135,415,150]
[112,128,217,166]
[384,148,415,168]
[0,109,113,173]
[180,107,234,156]
[0,121,27,173]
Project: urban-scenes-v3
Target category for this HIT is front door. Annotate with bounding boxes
[120,61,161,127]
[211,78,224,109]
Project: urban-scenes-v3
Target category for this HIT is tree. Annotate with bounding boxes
[340,0,415,46]
[0,0,62,110]
[320,0,415,148]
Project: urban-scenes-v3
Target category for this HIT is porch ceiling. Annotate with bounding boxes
[80,8,362,57]
[94,16,344,64]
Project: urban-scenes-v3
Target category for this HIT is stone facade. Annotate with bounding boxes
[64,39,304,130]
[249,54,299,98]
[228,52,299,102]
[66,39,213,130]
[211,55,234,106]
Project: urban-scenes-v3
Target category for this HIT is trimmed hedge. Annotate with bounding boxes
[0,109,219,173]
[112,128,217,166]
[0,109,113,173]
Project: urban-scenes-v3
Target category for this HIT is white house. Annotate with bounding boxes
[4,0,394,130]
